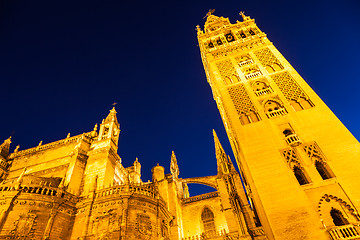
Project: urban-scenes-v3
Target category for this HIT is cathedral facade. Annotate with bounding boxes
[0,107,264,240]
[0,11,359,240]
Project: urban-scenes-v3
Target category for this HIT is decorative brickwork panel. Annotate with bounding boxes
[227,84,256,114]
[254,48,283,69]
[216,59,238,80]
[271,72,308,102]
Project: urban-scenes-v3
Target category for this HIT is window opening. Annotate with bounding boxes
[315,161,332,180]
[293,166,309,185]
[331,208,349,226]
[201,207,216,237]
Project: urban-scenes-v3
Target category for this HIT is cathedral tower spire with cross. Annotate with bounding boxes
[197,11,360,240]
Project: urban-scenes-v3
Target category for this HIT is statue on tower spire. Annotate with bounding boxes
[204,9,215,19]
[239,11,251,21]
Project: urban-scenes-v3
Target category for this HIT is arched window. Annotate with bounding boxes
[201,207,216,237]
[293,166,309,185]
[331,208,349,226]
[315,161,333,180]
[264,100,286,118]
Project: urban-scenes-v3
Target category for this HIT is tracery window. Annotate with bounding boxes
[201,207,216,237]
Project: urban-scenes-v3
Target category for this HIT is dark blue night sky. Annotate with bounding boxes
[1,1,359,195]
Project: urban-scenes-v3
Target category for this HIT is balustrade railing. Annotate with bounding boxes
[285,134,302,147]
[328,224,360,240]
[0,183,75,202]
[95,184,156,199]
[245,71,262,79]
[239,59,253,67]
[9,132,94,158]
[255,87,271,96]
[182,230,238,240]
[266,108,286,118]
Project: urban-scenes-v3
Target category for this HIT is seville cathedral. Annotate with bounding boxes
[0,11,360,240]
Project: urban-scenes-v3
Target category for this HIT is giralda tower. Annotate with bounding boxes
[197,11,360,240]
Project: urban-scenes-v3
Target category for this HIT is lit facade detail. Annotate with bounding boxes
[0,108,265,239]
[197,11,360,240]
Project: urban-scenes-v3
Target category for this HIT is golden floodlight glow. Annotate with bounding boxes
[0,10,359,240]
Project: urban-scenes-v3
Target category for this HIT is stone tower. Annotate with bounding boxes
[197,11,360,240]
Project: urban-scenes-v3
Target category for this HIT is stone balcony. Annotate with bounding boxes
[285,134,302,147]
[255,87,272,96]
[266,108,286,119]
[328,224,360,240]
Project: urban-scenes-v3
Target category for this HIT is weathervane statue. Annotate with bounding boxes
[203,9,215,19]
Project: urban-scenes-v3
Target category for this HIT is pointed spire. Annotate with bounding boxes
[133,157,141,172]
[0,137,11,158]
[213,130,229,175]
[14,145,20,153]
[170,151,179,179]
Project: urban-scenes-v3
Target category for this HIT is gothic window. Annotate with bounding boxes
[315,160,333,180]
[216,38,223,46]
[201,207,216,237]
[239,31,246,38]
[264,100,286,118]
[293,165,309,185]
[331,208,349,226]
[208,41,214,48]
[249,29,255,35]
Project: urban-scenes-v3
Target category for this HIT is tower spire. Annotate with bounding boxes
[97,107,120,144]
[213,130,229,175]
[104,107,119,126]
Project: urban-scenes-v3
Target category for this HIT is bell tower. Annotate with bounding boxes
[197,11,360,240]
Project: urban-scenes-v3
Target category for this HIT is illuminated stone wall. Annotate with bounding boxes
[0,107,264,239]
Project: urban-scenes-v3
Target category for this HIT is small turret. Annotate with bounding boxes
[128,158,141,184]
[152,163,165,182]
